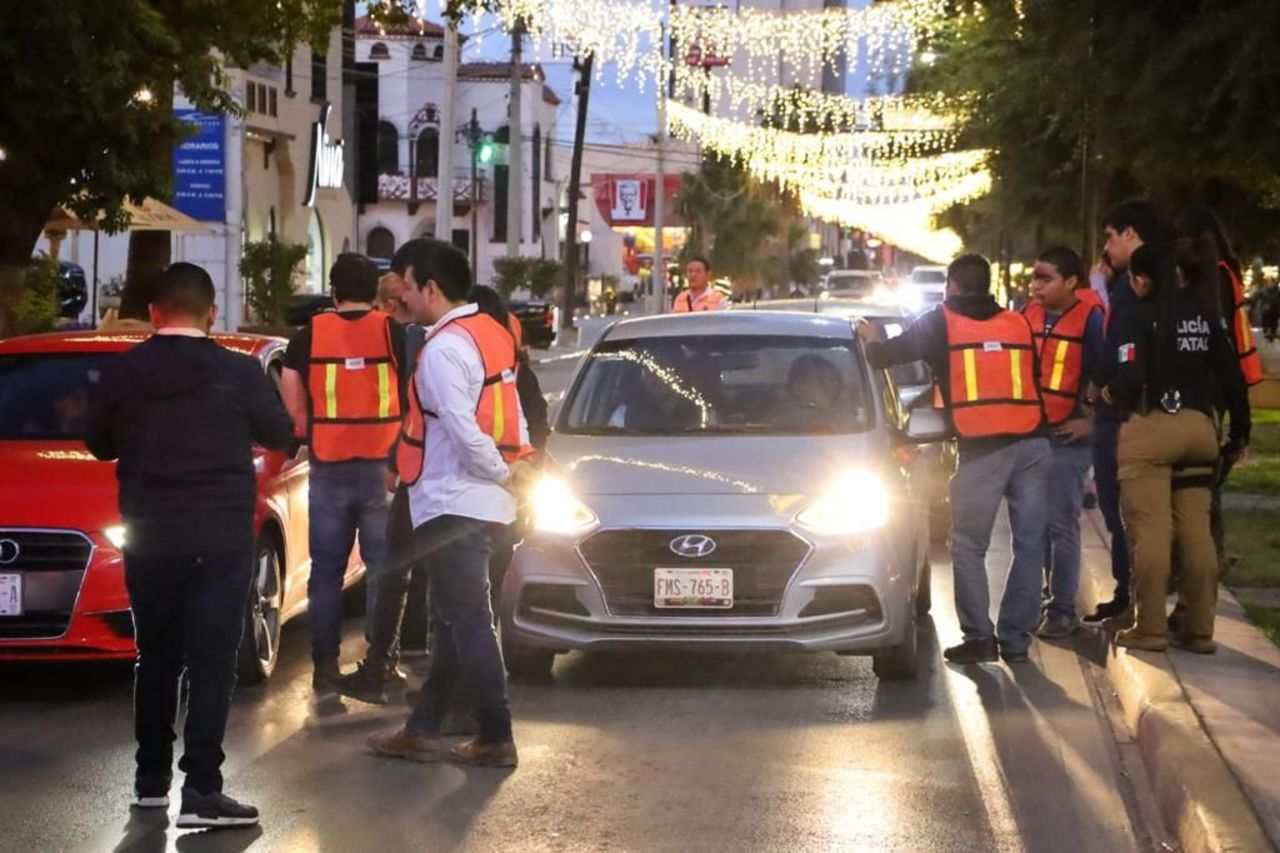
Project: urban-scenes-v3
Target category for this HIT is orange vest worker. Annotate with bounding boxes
[673,288,727,312]
[306,311,401,462]
[941,306,1044,439]
[397,312,536,486]
[1222,262,1264,386]
[1023,299,1096,425]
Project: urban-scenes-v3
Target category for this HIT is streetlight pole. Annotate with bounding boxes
[460,108,483,276]
[562,52,593,330]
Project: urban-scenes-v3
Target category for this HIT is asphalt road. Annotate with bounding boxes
[0,354,1168,852]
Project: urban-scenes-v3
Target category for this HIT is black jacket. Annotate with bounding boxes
[865,294,1044,453]
[85,334,295,556]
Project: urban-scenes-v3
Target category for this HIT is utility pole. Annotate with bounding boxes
[463,109,483,275]
[435,13,461,244]
[506,21,525,258]
[562,52,594,330]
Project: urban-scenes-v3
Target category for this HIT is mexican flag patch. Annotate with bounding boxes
[1118,343,1136,363]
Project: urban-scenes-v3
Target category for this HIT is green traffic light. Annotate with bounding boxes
[477,140,495,164]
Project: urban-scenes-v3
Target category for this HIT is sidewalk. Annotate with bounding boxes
[1078,511,1280,852]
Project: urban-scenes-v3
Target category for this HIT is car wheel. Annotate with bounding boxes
[872,606,919,681]
[916,558,933,617]
[238,537,284,684]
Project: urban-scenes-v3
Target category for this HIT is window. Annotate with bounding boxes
[376,121,399,174]
[531,125,542,240]
[545,134,554,181]
[493,164,508,243]
[366,226,395,260]
[370,42,390,60]
[433,44,444,60]
[268,87,278,117]
[311,47,328,101]
[415,127,439,178]
[246,82,257,113]
[561,336,873,436]
[285,56,294,95]
[411,44,428,61]
[0,353,115,441]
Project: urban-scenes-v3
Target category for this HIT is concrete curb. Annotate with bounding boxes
[1081,513,1276,853]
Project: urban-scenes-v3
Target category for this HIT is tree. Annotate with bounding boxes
[0,1,360,337]
[240,237,308,326]
[769,222,822,289]
[915,0,1280,259]
[675,153,782,292]
[492,256,563,298]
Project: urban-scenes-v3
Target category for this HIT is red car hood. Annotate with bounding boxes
[0,441,122,531]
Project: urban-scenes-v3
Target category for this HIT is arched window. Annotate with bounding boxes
[369,42,390,60]
[377,121,399,175]
[415,127,439,178]
[412,44,428,61]
[433,44,444,61]
[306,210,326,294]
[366,226,395,260]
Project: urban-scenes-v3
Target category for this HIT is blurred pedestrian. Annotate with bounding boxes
[1084,200,1162,624]
[1101,240,1250,653]
[673,257,727,312]
[1262,279,1280,342]
[368,239,536,767]
[85,263,293,828]
[281,254,406,694]
[860,253,1050,665]
[1024,248,1105,638]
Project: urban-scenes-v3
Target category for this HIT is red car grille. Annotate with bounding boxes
[0,530,93,640]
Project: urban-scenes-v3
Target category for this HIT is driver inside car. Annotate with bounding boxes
[774,354,845,432]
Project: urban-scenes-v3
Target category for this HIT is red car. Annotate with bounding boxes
[0,331,363,681]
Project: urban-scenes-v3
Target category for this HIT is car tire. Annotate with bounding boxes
[238,536,284,684]
[872,607,919,681]
[915,559,932,617]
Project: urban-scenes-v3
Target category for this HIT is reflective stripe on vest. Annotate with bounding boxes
[307,311,401,462]
[396,312,536,487]
[942,305,1044,439]
[1023,299,1094,425]
[1223,262,1264,386]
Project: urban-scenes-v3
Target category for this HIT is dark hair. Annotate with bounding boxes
[329,253,379,304]
[1101,199,1161,244]
[1129,238,1219,318]
[118,274,158,321]
[687,256,711,272]
[1037,246,1083,284]
[151,262,215,317]
[947,253,991,295]
[1176,204,1239,279]
[469,284,511,331]
[394,238,472,301]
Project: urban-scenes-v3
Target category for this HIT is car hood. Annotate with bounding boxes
[547,433,887,496]
[0,441,121,530]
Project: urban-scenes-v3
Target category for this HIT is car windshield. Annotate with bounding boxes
[561,335,873,435]
[0,353,114,441]
[866,318,931,387]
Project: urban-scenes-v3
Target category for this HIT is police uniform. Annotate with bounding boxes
[1104,286,1250,648]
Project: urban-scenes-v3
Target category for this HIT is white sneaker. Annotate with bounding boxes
[131,794,170,809]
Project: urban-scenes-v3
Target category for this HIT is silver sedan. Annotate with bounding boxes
[500,311,947,680]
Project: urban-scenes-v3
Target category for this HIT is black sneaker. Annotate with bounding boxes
[1083,598,1130,624]
[312,659,342,695]
[1000,648,1031,664]
[335,661,389,705]
[175,790,259,829]
[943,638,998,664]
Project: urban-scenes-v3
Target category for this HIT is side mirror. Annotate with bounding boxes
[903,407,952,443]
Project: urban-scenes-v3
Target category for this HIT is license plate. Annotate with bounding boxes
[654,568,733,609]
[0,574,21,617]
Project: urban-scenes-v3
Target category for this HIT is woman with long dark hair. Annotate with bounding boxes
[1102,239,1250,653]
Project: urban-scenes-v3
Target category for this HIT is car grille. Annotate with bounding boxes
[0,530,93,640]
[577,529,810,617]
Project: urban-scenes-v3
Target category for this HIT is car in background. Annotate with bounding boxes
[56,262,89,320]
[500,312,944,682]
[822,269,884,301]
[903,266,948,312]
[0,331,365,681]
[284,293,334,327]
[508,300,559,349]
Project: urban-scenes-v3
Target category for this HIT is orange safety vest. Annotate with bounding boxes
[307,311,401,463]
[1023,299,1096,425]
[396,311,536,486]
[942,305,1044,439]
[674,288,726,312]
[1223,261,1264,386]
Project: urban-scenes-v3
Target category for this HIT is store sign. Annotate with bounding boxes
[305,104,346,206]
[172,110,226,222]
[592,174,683,227]
[610,179,647,221]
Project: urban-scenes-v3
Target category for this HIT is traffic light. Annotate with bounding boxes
[476,136,496,165]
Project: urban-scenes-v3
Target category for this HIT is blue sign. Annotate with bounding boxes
[173,109,226,222]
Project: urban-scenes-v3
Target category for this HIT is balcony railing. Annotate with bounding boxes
[377,169,485,205]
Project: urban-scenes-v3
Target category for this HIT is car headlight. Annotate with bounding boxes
[103,525,127,550]
[899,287,924,311]
[796,471,891,535]
[531,477,597,535]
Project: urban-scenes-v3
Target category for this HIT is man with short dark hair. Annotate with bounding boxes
[281,253,407,692]
[368,239,536,767]
[859,253,1052,664]
[85,262,294,828]
[673,256,727,312]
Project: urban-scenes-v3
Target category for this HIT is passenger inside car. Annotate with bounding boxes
[774,354,846,432]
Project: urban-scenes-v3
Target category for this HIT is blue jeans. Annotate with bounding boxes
[1045,440,1093,618]
[406,515,512,744]
[949,436,1052,654]
[1092,417,1132,601]
[308,459,390,665]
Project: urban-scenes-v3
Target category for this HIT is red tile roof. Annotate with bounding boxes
[355,14,444,38]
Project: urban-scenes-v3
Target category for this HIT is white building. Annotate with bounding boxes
[353,16,563,285]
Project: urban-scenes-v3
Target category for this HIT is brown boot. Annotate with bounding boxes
[1116,629,1168,652]
[1170,635,1217,655]
[448,739,518,768]
[367,728,446,762]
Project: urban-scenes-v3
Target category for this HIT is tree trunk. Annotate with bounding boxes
[0,197,55,338]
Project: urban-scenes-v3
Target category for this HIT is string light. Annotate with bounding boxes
[798,191,976,263]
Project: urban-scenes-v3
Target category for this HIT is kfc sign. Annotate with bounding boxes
[592,174,684,228]
[610,179,647,221]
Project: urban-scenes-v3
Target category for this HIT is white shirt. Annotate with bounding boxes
[407,303,528,527]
